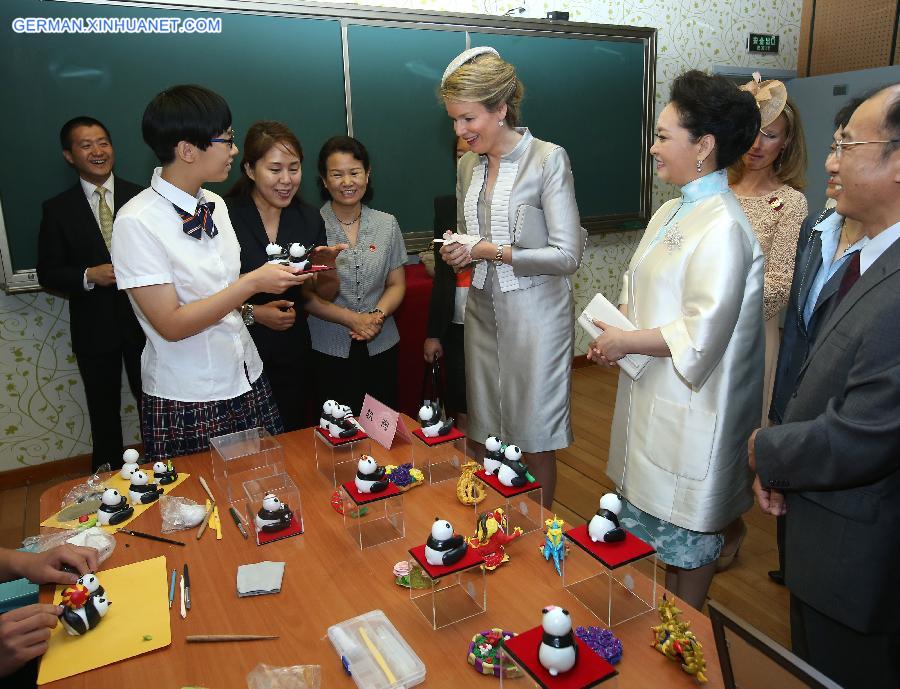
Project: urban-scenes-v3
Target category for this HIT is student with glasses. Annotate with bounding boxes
[111,85,312,462]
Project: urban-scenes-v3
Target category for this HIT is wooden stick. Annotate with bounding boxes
[196,502,215,540]
[186,634,278,643]
[198,476,216,504]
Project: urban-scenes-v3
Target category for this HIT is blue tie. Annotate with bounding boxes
[174,201,217,240]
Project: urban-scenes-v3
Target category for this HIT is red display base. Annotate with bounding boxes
[409,541,484,579]
[298,264,334,275]
[476,469,541,498]
[316,426,367,446]
[502,624,617,689]
[564,523,655,570]
[255,514,303,545]
[412,426,465,446]
[341,480,401,505]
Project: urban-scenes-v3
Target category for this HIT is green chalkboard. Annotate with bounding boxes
[0,0,345,281]
[0,0,654,290]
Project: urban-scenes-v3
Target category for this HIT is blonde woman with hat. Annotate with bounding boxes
[438,47,586,507]
[719,74,809,570]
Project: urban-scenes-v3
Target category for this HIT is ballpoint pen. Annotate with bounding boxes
[168,568,176,609]
[229,506,249,539]
[183,564,191,610]
[117,528,186,547]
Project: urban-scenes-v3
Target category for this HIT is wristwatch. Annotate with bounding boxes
[493,244,505,265]
[240,303,255,326]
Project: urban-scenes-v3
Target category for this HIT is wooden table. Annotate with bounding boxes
[40,425,723,688]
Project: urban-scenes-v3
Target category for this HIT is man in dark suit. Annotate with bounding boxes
[765,98,867,585]
[37,117,144,471]
[749,84,900,689]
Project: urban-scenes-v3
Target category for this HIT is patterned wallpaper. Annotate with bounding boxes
[0,0,801,471]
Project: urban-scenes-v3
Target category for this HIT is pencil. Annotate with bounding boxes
[168,568,176,609]
[198,476,216,504]
[186,634,278,642]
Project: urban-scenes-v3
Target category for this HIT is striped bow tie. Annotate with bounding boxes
[174,201,218,240]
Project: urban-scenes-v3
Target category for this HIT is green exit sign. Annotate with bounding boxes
[748,33,780,53]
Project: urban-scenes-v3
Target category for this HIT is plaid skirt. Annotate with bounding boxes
[141,373,283,462]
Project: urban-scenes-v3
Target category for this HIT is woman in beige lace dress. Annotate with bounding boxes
[720,77,808,569]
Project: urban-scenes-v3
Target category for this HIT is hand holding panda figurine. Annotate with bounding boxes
[97,488,134,526]
[119,448,140,480]
[418,401,454,437]
[59,574,110,636]
[588,493,626,543]
[289,243,310,271]
[424,518,468,567]
[483,435,503,476]
[254,493,294,533]
[497,444,531,488]
[152,460,178,485]
[539,605,578,676]
[354,455,389,494]
[128,470,163,505]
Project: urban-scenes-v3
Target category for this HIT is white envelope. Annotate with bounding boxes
[578,292,651,380]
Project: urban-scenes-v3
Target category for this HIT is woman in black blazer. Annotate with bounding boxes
[226,121,341,430]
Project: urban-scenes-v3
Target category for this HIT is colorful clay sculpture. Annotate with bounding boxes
[254,493,294,533]
[418,401,454,437]
[588,492,626,543]
[541,515,567,576]
[424,518,467,567]
[456,462,486,506]
[354,455,390,494]
[483,435,503,475]
[96,488,134,526]
[58,574,111,636]
[467,628,522,678]
[576,626,623,665]
[120,448,140,480]
[539,605,578,676]
[467,508,523,571]
[384,463,425,492]
[129,470,162,505]
[152,459,178,485]
[651,595,708,683]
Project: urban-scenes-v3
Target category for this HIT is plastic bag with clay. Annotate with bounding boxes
[160,494,207,533]
[246,664,321,689]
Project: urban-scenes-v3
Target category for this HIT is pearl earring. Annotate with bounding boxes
[498,120,504,127]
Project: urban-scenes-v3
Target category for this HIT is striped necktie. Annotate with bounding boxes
[174,201,218,240]
[97,187,114,250]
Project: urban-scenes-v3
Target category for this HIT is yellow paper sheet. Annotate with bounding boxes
[38,555,172,685]
[41,472,191,532]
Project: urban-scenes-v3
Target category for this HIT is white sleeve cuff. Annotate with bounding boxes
[83,269,95,291]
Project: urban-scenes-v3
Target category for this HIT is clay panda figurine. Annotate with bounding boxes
[424,518,468,567]
[588,492,626,543]
[320,400,338,430]
[328,404,359,439]
[289,243,310,271]
[354,455,389,494]
[129,470,162,505]
[539,605,578,676]
[483,435,504,475]
[265,242,288,264]
[120,448,140,480]
[152,460,178,485]
[254,493,294,533]
[59,594,111,636]
[97,488,134,526]
[77,573,106,600]
[497,444,529,488]
[418,401,454,437]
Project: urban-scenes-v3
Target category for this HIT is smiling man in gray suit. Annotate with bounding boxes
[748,83,900,689]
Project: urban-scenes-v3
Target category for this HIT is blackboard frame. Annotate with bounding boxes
[0,0,656,292]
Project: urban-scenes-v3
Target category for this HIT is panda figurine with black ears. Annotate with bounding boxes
[129,470,163,505]
[424,518,468,567]
[418,401,454,438]
[483,435,503,476]
[254,493,294,533]
[59,594,111,636]
[289,243,310,271]
[539,605,578,676]
[588,492,626,543]
[354,455,390,494]
[152,460,178,485]
[328,404,359,439]
[497,444,529,488]
[97,488,134,526]
[320,400,338,431]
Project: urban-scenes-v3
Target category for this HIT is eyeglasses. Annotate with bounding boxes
[829,138,900,159]
[210,131,236,147]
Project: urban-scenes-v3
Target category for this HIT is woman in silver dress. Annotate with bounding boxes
[589,71,764,609]
[439,47,585,507]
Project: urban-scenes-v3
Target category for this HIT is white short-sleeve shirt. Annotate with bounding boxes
[111,167,263,402]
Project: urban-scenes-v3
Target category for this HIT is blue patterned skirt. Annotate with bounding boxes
[618,499,724,570]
